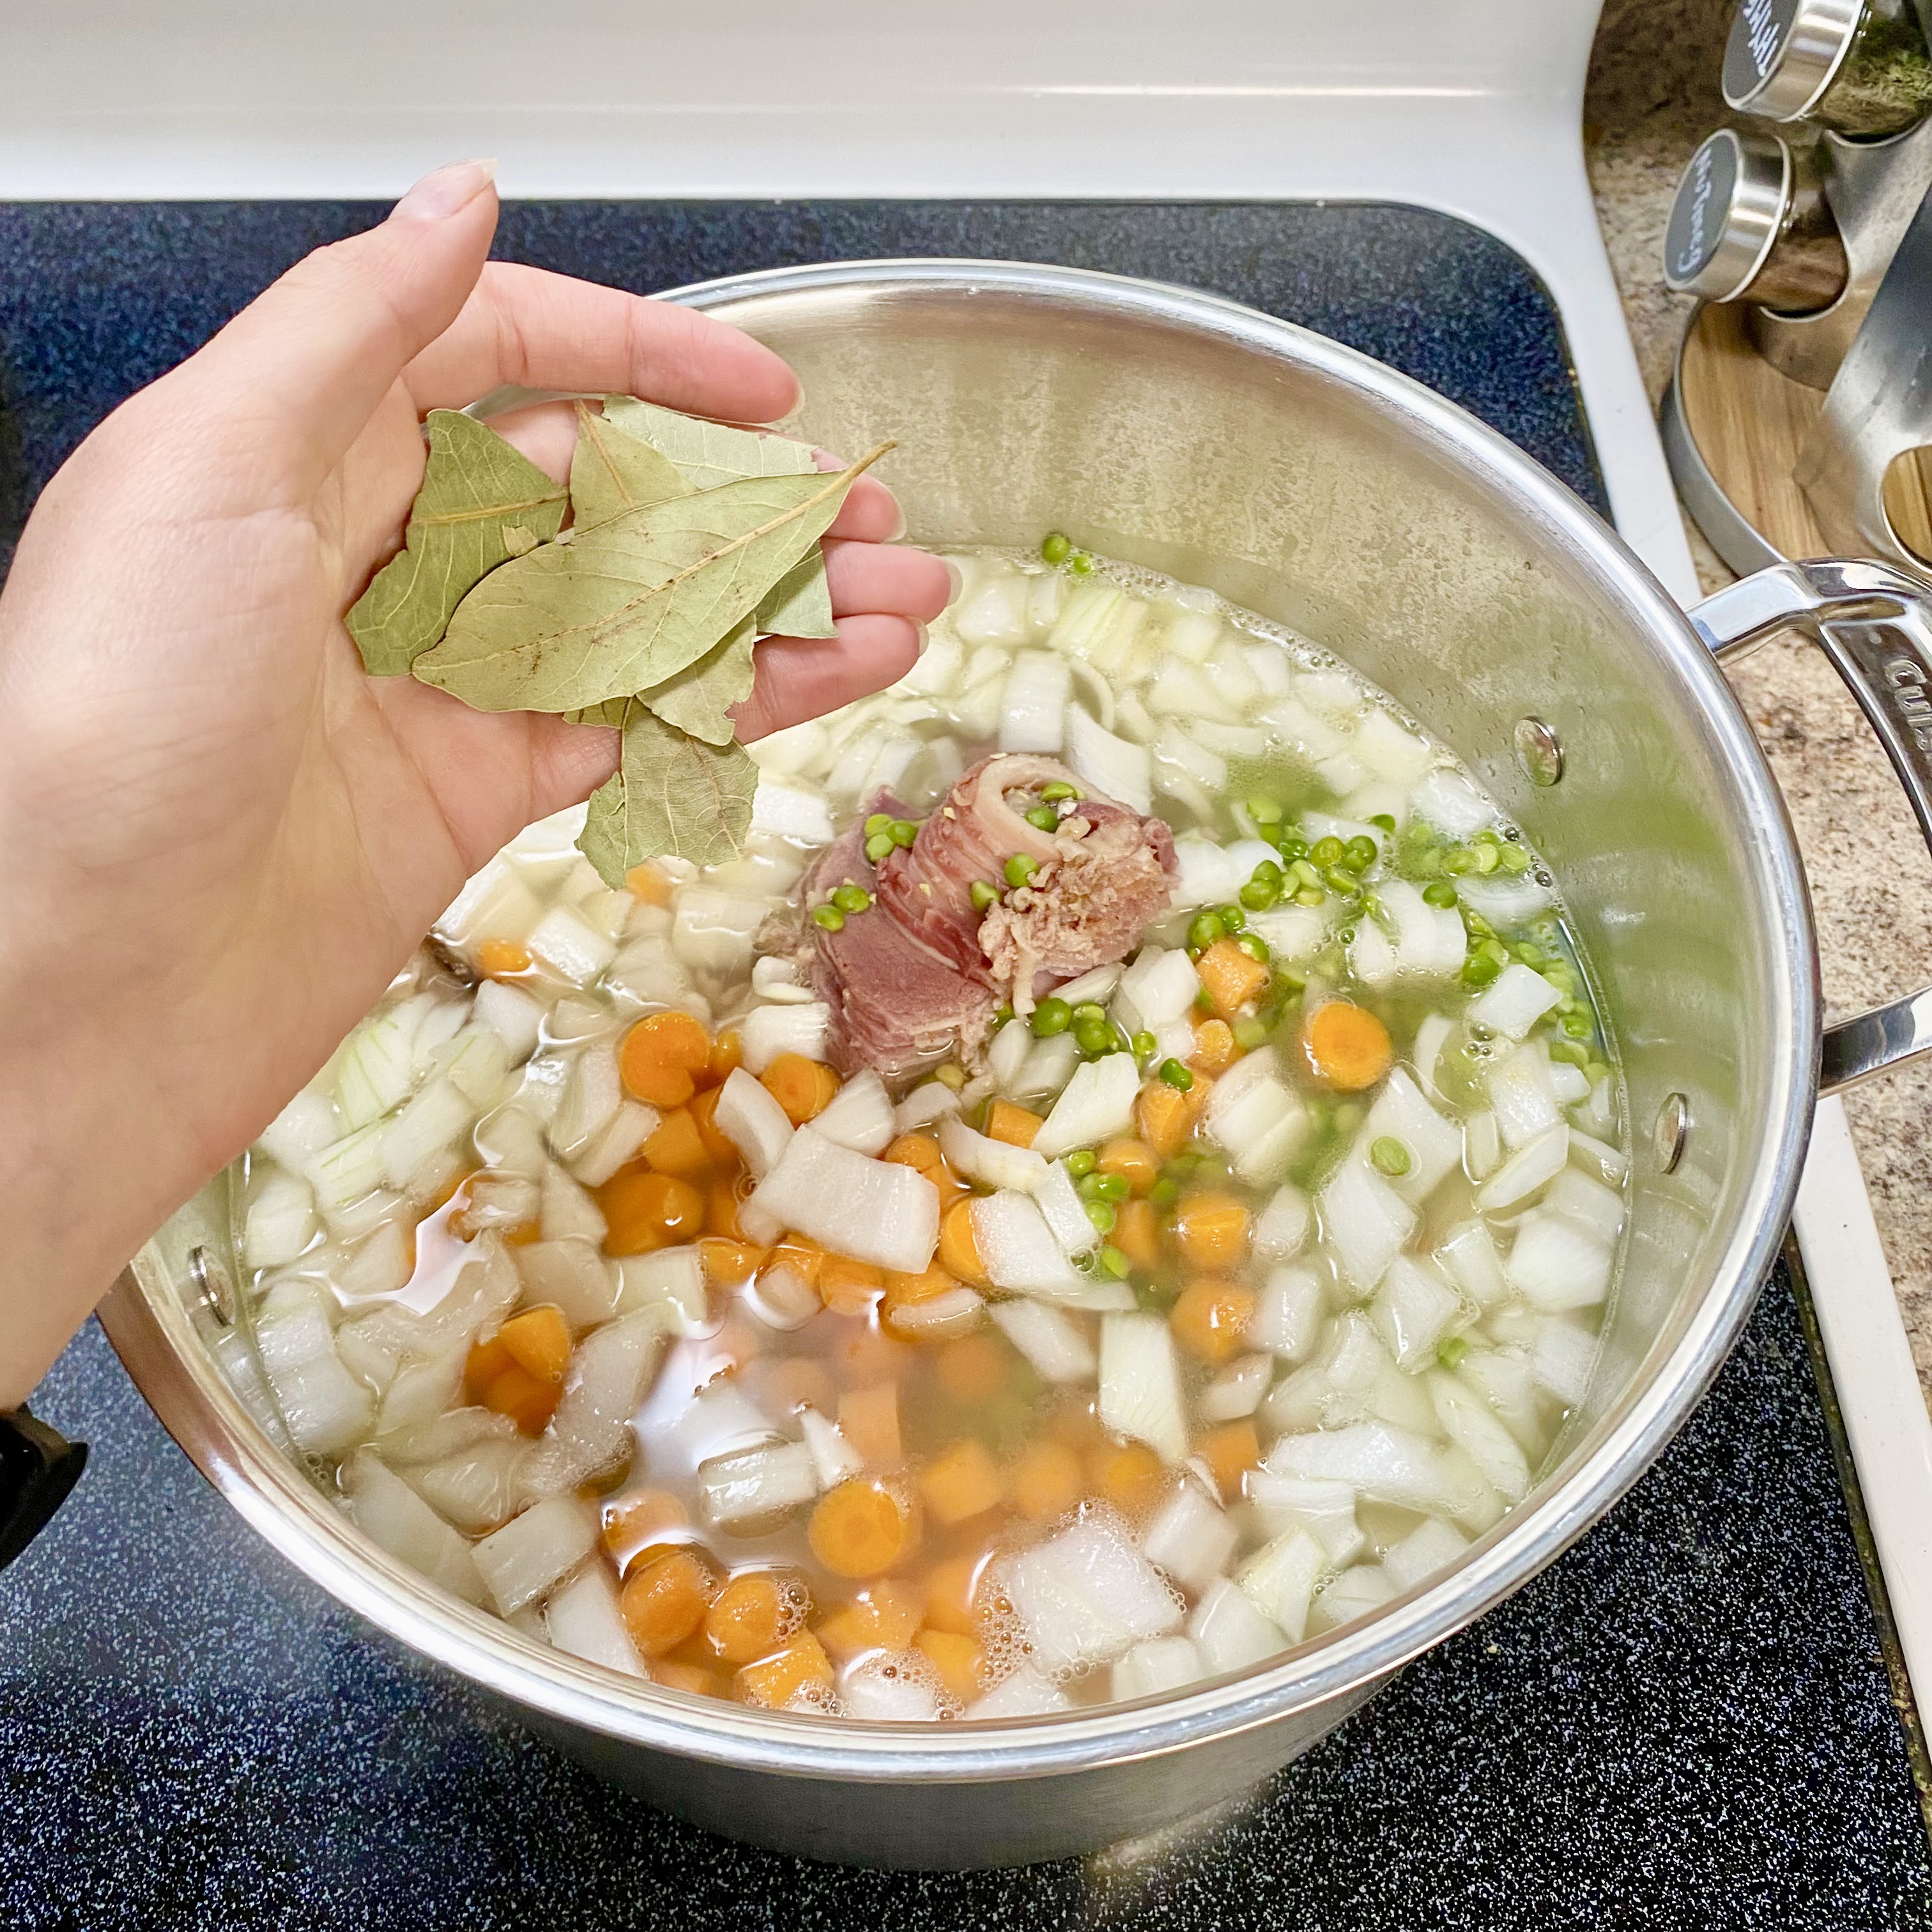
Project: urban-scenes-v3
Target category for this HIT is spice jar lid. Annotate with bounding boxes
[1724,0,1869,121]
[1665,127,1795,298]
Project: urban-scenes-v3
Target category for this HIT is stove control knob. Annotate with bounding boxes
[1664,125,1850,313]
[1723,0,1932,139]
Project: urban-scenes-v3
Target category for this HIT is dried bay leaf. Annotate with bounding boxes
[601,394,837,638]
[347,410,567,676]
[638,615,758,745]
[567,401,691,530]
[577,700,758,884]
[561,698,631,728]
[413,446,889,716]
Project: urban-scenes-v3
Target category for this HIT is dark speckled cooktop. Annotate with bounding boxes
[1,201,1928,1931]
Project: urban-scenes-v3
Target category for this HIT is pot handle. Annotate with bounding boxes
[1690,557,1932,1094]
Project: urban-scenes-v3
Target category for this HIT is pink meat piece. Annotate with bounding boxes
[802,758,1176,1078]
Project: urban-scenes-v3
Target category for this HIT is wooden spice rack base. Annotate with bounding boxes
[1667,302,1932,567]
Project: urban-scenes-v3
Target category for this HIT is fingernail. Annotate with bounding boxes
[888,500,908,542]
[912,620,931,657]
[393,159,497,223]
[942,560,963,607]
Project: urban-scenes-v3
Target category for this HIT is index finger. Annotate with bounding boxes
[402,261,799,425]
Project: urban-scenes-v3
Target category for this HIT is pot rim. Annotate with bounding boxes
[107,257,1819,1784]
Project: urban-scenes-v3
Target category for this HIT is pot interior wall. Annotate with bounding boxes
[709,272,1802,1448]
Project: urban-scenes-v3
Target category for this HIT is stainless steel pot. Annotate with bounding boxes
[102,262,1932,1871]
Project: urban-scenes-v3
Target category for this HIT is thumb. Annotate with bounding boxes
[180,161,500,486]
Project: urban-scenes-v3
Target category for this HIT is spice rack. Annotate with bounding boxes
[1660,0,1932,571]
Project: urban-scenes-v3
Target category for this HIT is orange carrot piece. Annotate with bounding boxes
[1169,1277,1258,1365]
[1112,1198,1162,1273]
[1172,1190,1251,1273]
[621,1549,719,1657]
[916,1628,987,1704]
[700,1237,767,1290]
[499,1305,572,1384]
[484,1362,562,1434]
[883,1133,944,1175]
[1092,1441,1168,1519]
[736,1630,834,1710]
[985,1100,1045,1149]
[820,1254,887,1318]
[917,1438,1003,1527]
[705,1029,742,1088]
[650,1659,726,1698]
[474,937,533,980]
[1096,1138,1160,1195]
[642,1106,716,1177]
[816,1581,924,1661]
[934,1333,1009,1406]
[596,1169,706,1255]
[1197,1419,1262,1498]
[838,1384,903,1471]
[1195,936,1269,1017]
[463,1334,514,1404]
[1190,1017,1238,1075]
[689,1085,740,1166]
[1007,1437,1085,1522]
[920,1551,992,1636]
[882,1262,960,1324]
[624,862,675,907]
[1136,1078,1206,1158]
[620,1010,712,1108]
[808,1478,918,1577]
[760,1052,841,1125]
[1302,999,1394,1092]
[939,1198,989,1288]
[704,1572,795,1665]
[601,1489,688,1575]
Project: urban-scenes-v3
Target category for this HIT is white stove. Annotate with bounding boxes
[7,0,1929,1696]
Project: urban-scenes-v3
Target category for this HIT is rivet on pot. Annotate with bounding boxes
[188,1245,236,1327]
[1514,717,1563,786]
[1654,1093,1690,1174]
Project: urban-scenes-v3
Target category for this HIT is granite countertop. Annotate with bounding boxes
[1587,0,1932,1411]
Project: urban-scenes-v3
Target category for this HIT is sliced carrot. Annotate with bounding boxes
[934,1333,1009,1406]
[1136,1078,1207,1159]
[1189,1017,1238,1075]
[760,1052,841,1125]
[498,1305,572,1384]
[939,1197,989,1288]
[759,1356,836,1417]
[809,1478,918,1577]
[1172,1190,1251,1273]
[642,1106,716,1178]
[705,1176,746,1241]
[651,1659,726,1699]
[474,937,533,980]
[816,1581,924,1662]
[1008,1436,1084,1522]
[881,1263,959,1326]
[624,862,675,907]
[762,1237,823,1289]
[838,1383,902,1471]
[1197,1419,1262,1498]
[620,1010,712,1108]
[621,1548,719,1657]
[1195,936,1270,1017]
[700,1237,767,1290]
[1096,1138,1160,1195]
[1302,999,1394,1092]
[463,1334,514,1404]
[884,1133,944,1175]
[596,1169,706,1255]
[921,1550,993,1636]
[689,1085,740,1166]
[602,1489,689,1575]
[818,1254,886,1318]
[736,1630,834,1710]
[704,1572,797,1665]
[1092,1441,1167,1519]
[916,1628,986,1704]
[1112,1198,1162,1273]
[494,1362,565,1434]
[918,1438,1003,1527]
[705,1029,742,1088]
[1169,1276,1258,1365]
[985,1100,1044,1149]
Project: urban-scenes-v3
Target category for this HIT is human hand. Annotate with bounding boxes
[0,160,951,1403]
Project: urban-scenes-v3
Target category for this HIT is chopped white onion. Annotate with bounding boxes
[989,1299,1098,1383]
[1311,1563,1397,1632]
[1545,1166,1626,1246]
[965,1666,1074,1720]
[338,1220,414,1302]
[1264,1422,1455,1513]
[1246,1472,1365,1568]
[940,1114,1048,1193]
[1370,1255,1462,1370]
[256,1087,341,1169]
[671,888,766,979]
[1548,1060,1591,1105]
[799,1407,864,1488]
[1468,962,1563,1040]
[1112,1636,1208,1702]
[1376,880,1468,978]
[999,650,1073,753]
[751,779,835,847]
[335,1011,417,1131]
[843,1653,945,1721]
[1506,1210,1614,1312]
[1429,1371,1531,1502]
[471,1496,600,1616]
[1317,1159,1416,1294]
[570,1100,659,1188]
[1485,1042,1563,1151]
[1051,962,1124,1009]
[1012,1033,1082,1106]
[1245,903,1332,963]
[544,1561,645,1675]
[970,1190,1086,1296]
[1476,1125,1570,1214]
[894,1080,963,1134]
[1207,1050,1310,1186]
[1361,1070,1463,1205]
[1237,1527,1326,1644]
[698,1438,820,1530]
[1568,1124,1629,1185]
[1032,1052,1141,1161]
[526,905,617,986]
[1142,1480,1238,1590]
[1188,1577,1284,1673]
[1199,1351,1273,1422]
[342,1451,487,1605]
[745,1127,940,1273]
[615,1246,710,1335]
[1034,1160,1101,1259]
[809,1068,896,1156]
[540,1163,607,1246]
[998,1515,1182,1673]
[306,1119,392,1213]
[1117,946,1202,1030]
[739,1001,832,1076]
[1409,768,1494,839]
[514,1239,619,1330]
[379,1076,477,1193]
[1066,708,1153,814]
[986,1015,1033,1092]
[1463,1110,1503,1181]
[244,1169,318,1270]
[714,1068,795,1181]
[1252,1184,1312,1262]
[1251,1264,1324,1362]
[1099,1312,1189,1463]
[1436,1219,1509,1307]
[1531,1317,1600,1406]
[1381,1517,1470,1593]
